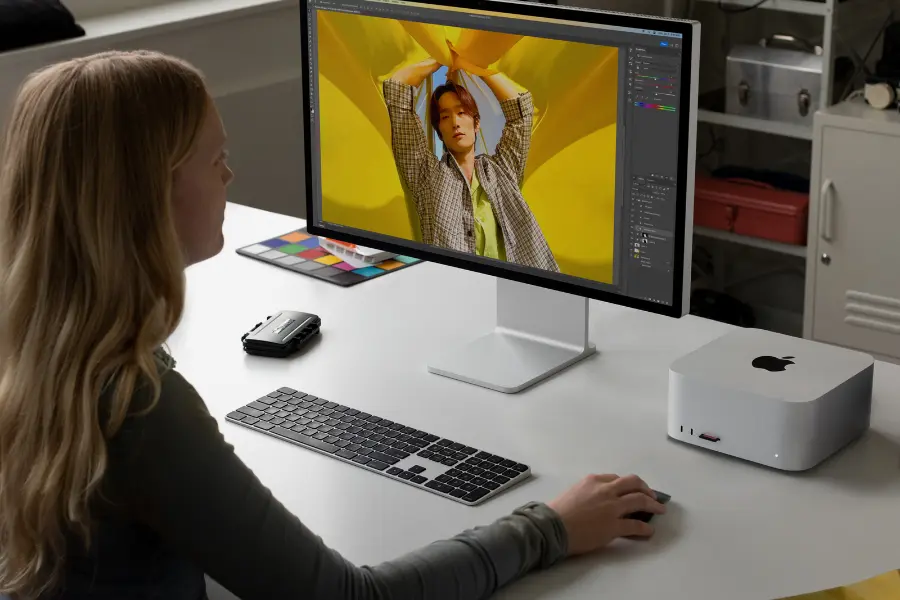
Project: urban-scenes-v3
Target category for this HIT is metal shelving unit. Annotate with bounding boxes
[667,0,837,259]
[670,0,837,138]
[693,226,808,257]
[696,109,813,139]
[694,0,830,16]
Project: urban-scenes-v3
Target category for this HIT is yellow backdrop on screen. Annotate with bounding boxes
[317,10,619,283]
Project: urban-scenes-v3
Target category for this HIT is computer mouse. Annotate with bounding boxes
[627,489,671,523]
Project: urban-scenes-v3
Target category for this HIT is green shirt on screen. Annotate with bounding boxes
[469,167,506,261]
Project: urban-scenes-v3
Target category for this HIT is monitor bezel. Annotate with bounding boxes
[300,0,696,319]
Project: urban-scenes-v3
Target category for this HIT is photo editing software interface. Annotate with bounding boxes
[306,0,685,305]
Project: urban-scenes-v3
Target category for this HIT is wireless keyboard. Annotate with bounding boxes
[226,387,531,505]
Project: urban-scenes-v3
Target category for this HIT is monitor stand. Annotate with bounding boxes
[428,278,596,393]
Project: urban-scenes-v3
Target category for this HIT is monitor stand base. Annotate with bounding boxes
[427,278,596,394]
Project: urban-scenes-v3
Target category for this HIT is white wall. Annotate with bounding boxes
[0,1,307,220]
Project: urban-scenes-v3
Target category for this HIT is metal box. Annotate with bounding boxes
[726,36,823,126]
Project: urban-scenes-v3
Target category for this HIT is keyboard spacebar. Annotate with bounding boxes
[272,426,338,454]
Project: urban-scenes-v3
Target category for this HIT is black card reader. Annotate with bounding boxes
[241,311,321,358]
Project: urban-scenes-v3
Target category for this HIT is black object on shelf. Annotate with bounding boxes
[0,1,85,53]
[690,289,756,328]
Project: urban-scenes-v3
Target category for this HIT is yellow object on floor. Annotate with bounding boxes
[779,570,900,599]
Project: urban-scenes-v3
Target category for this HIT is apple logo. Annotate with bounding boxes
[752,356,795,372]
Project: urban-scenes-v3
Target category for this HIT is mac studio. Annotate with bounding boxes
[667,328,874,471]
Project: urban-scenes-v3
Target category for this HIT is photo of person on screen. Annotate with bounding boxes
[383,58,560,273]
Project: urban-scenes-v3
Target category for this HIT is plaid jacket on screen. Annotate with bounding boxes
[383,79,560,273]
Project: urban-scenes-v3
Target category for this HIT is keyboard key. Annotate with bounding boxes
[449,443,464,451]
[271,426,337,454]
[237,406,264,418]
[450,488,467,498]
[357,447,373,456]
[227,411,246,421]
[423,434,440,443]
[385,448,410,460]
[436,474,452,484]
[493,475,510,485]
[314,432,329,441]
[513,463,528,473]
[399,471,414,480]
[486,455,503,464]
[411,430,427,438]
[373,444,390,454]
[347,444,362,453]
[277,387,297,394]
[483,480,501,491]
[503,469,520,479]
[243,418,259,425]
[464,488,490,502]
[388,467,403,476]
[256,396,277,405]
[461,482,477,492]
[437,439,452,447]
[408,465,426,474]
[476,452,492,459]
[267,392,282,399]
[336,449,357,460]
[248,401,270,411]
[471,467,485,475]
[501,459,517,469]
[335,440,350,448]
[425,481,453,494]
[442,458,458,466]
[352,455,371,466]
[419,451,434,459]
[472,477,489,487]
[369,452,399,466]
[346,409,359,416]
[254,422,275,430]
[260,415,274,422]
[411,475,427,484]
[368,460,389,471]
[271,418,285,425]
[446,468,462,478]
[324,436,341,444]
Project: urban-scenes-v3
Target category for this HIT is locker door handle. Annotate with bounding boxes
[820,178,834,242]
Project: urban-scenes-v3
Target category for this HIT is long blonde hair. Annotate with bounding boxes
[0,50,210,598]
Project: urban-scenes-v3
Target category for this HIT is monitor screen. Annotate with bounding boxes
[302,0,695,314]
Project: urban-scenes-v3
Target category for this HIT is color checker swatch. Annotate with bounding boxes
[236,228,421,287]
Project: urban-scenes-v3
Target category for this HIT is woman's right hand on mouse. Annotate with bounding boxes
[547,473,666,556]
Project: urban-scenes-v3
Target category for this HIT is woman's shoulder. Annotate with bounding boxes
[105,347,209,436]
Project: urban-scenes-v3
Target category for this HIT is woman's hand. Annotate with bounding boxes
[548,473,666,556]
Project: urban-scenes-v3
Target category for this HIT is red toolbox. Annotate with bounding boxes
[693,175,809,246]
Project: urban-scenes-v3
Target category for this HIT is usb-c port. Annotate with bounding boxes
[699,433,719,442]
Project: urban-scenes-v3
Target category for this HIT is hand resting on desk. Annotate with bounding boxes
[549,473,666,555]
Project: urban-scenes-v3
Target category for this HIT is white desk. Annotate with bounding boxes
[173,203,900,600]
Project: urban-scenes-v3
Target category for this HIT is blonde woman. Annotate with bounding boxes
[0,51,665,600]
